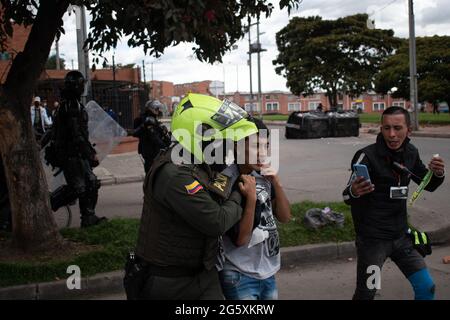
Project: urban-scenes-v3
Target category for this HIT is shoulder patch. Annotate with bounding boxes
[185,180,204,195]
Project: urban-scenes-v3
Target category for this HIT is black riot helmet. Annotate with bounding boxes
[64,71,86,97]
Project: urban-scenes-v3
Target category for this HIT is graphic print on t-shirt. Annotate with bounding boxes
[255,177,279,257]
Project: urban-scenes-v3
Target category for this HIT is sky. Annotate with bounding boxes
[54,0,450,93]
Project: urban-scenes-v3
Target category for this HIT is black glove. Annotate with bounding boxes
[408,228,432,257]
[144,116,157,127]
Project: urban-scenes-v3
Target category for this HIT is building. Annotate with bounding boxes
[0,25,30,84]
[220,91,428,115]
[174,80,212,97]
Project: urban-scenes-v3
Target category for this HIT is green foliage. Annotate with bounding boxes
[375,36,450,104]
[45,54,66,70]
[0,1,303,66]
[273,14,400,106]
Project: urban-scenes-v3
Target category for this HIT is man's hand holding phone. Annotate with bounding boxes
[351,164,375,197]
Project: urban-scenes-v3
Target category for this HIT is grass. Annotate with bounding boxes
[0,218,139,287]
[263,113,450,125]
[278,201,354,247]
[0,201,354,287]
[262,114,289,121]
[354,113,450,125]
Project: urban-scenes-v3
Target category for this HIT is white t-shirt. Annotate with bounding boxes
[219,168,280,280]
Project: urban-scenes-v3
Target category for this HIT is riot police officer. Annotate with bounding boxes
[48,71,106,228]
[133,100,171,173]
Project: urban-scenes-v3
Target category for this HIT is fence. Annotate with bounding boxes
[36,80,149,131]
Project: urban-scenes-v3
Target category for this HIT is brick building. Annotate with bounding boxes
[0,25,30,83]
[220,91,426,115]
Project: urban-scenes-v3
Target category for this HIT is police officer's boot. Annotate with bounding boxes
[79,192,107,228]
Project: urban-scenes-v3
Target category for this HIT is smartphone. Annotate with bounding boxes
[353,164,371,183]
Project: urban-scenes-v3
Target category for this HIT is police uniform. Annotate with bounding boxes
[50,91,102,227]
[133,148,243,300]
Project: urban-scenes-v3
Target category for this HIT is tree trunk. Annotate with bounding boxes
[327,89,338,108]
[0,0,70,252]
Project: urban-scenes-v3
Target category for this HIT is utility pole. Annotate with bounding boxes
[75,5,90,104]
[256,17,263,119]
[247,16,254,115]
[112,55,118,111]
[55,40,60,70]
[142,60,148,99]
[142,60,146,84]
[408,0,419,131]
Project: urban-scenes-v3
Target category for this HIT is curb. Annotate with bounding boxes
[0,242,355,300]
[0,271,124,300]
[99,175,144,186]
[280,241,356,268]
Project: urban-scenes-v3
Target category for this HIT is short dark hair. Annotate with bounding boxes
[248,116,269,136]
[381,106,411,127]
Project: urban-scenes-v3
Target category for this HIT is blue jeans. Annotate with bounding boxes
[219,270,278,300]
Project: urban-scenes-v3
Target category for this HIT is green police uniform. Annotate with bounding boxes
[134,148,242,299]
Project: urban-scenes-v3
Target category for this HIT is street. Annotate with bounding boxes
[90,245,450,300]
[69,131,450,232]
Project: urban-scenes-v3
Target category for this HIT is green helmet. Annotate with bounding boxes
[171,93,258,162]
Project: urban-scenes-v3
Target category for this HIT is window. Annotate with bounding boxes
[372,102,385,111]
[392,101,405,108]
[351,102,365,111]
[0,52,11,60]
[308,101,321,111]
[288,103,301,111]
[245,102,260,112]
[265,102,279,112]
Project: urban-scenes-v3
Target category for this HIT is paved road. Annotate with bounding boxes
[69,130,450,231]
[88,245,450,300]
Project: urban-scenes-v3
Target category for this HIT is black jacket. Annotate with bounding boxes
[343,133,444,240]
[52,98,96,161]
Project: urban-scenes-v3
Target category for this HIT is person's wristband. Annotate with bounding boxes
[349,185,360,198]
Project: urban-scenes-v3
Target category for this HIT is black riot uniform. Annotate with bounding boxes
[48,71,106,228]
[133,100,171,173]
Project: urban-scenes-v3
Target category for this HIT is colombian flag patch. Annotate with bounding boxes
[185,180,204,195]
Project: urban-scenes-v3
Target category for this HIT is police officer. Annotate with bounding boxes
[125,93,259,299]
[343,106,445,300]
[49,71,106,228]
[133,100,171,173]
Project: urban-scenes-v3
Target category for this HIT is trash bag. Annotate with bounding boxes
[304,207,345,230]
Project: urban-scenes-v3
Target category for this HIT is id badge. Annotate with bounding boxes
[390,186,409,200]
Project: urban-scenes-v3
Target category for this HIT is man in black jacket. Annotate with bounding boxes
[133,100,171,174]
[343,107,445,300]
